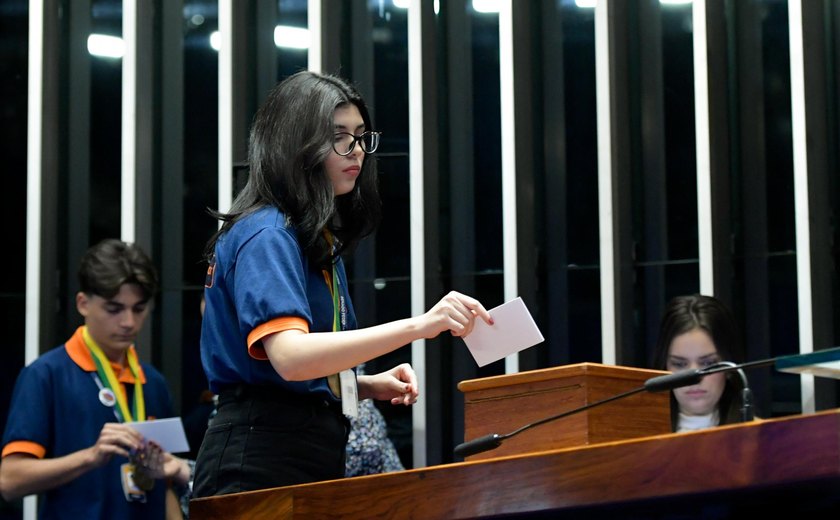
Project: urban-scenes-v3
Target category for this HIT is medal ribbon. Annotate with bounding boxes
[83,326,146,422]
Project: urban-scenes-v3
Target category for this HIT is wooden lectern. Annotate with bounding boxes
[189,364,840,519]
[190,410,840,518]
[457,362,671,459]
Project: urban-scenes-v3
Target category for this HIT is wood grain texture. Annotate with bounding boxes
[190,409,840,519]
[459,363,672,460]
[189,488,292,519]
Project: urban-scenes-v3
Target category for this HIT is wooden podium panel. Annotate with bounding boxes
[190,410,840,519]
[458,363,671,459]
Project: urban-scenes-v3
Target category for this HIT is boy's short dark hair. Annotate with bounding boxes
[78,239,159,301]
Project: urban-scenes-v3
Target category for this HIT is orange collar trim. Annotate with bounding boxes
[66,327,147,384]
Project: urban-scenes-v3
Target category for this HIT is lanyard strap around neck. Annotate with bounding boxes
[322,232,343,398]
[322,231,341,333]
[82,326,145,422]
[323,264,341,333]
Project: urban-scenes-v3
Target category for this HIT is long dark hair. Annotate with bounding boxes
[205,71,381,268]
[652,294,746,431]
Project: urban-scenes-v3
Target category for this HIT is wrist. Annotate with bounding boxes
[82,446,104,470]
[169,457,190,486]
[356,375,373,400]
[406,315,425,339]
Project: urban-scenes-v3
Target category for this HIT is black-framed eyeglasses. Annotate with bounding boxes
[332,131,381,156]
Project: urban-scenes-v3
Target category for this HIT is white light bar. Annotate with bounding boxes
[577,0,692,8]
[210,26,310,51]
[473,0,500,13]
[274,25,310,49]
[87,34,124,59]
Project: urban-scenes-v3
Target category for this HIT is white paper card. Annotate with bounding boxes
[462,297,544,367]
[125,417,190,454]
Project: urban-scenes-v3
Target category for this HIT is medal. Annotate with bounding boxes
[131,465,155,491]
[129,452,156,491]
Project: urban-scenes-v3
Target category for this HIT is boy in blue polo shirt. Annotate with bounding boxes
[0,239,190,519]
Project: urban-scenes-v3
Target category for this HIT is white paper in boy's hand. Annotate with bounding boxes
[462,297,544,367]
[125,417,190,454]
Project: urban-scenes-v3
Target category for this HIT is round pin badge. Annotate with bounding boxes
[99,388,116,407]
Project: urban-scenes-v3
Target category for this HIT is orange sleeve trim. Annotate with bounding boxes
[247,317,310,360]
[2,441,46,459]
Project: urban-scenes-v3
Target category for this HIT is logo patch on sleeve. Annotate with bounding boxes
[205,259,216,288]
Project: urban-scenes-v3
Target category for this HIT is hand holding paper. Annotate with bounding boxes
[462,297,544,366]
[124,417,190,454]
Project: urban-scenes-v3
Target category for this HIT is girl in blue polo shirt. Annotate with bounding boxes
[193,71,492,496]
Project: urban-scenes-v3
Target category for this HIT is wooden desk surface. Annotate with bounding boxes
[190,409,840,519]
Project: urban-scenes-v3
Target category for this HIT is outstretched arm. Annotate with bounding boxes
[0,423,143,501]
[263,291,493,382]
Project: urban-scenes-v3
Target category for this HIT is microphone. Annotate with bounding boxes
[643,369,704,392]
[453,433,504,458]
[454,349,840,458]
[645,361,756,392]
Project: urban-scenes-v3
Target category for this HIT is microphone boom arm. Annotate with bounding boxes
[455,349,840,458]
[453,386,646,458]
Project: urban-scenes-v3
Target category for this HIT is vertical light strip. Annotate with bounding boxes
[121,0,137,241]
[499,0,518,374]
[787,0,814,413]
[594,0,616,364]
[26,2,44,369]
[408,0,427,468]
[308,0,322,73]
[693,0,714,296]
[25,3,45,519]
[218,0,233,217]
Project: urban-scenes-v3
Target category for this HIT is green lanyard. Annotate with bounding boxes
[322,231,342,333]
[323,263,342,333]
[83,326,145,422]
[323,232,343,397]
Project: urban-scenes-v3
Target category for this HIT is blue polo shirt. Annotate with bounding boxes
[1,327,174,520]
[201,205,357,397]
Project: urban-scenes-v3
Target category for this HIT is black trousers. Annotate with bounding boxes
[192,385,350,497]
